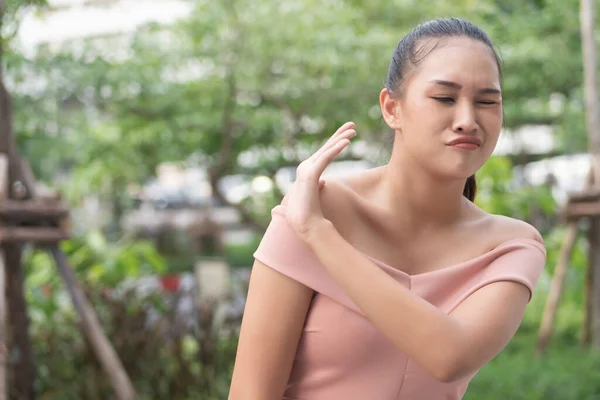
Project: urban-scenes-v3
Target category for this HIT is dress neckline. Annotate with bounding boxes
[360,237,545,280]
[271,205,546,280]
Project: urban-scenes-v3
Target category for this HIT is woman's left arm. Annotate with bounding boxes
[304,222,535,383]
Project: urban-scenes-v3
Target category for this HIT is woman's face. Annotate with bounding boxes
[384,37,503,180]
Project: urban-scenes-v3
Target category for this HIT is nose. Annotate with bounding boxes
[452,101,479,134]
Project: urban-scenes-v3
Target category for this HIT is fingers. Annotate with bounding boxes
[313,138,351,177]
[312,128,355,162]
[332,121,355,138]
[295,122,356,184]
[319,127,355,160]
[312,122,355,160]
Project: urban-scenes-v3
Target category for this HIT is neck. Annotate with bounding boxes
[374,154,469,231]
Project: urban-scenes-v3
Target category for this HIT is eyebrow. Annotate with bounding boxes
[429,79,502,95]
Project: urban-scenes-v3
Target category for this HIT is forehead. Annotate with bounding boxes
[411,37,500,89]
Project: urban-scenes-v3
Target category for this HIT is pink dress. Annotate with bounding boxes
[253,206,546,400]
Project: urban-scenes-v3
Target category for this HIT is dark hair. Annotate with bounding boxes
[385,18,502,203]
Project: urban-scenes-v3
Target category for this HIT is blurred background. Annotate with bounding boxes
[1,0,599,399]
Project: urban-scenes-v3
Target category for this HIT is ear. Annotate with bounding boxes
[379,88,402,130]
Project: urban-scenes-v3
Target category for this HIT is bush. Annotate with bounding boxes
[27,284,238,400]
[466,328,600,400]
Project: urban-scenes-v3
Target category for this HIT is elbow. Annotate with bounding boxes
[430,350,471,383]
[432,364,467,384]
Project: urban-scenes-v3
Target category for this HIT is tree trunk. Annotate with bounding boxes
[580,0,600,348]
[4,245,35,400]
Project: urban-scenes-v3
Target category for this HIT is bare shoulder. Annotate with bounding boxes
[319,167,384,216]
[321,179,357,215]
[477,210,544,247]
[281,173,364,224]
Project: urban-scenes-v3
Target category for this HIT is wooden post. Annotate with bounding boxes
[0,153,7,400]
[537,223,578,352]
[4,245,34,400]
[580,0,600,348]
[0,250,5,400]
[50,248,137,400]
[15,157,138,399]
[583,221,595,346]
[0,4,37,397]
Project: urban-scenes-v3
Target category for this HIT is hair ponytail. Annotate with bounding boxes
[463,175,476,202]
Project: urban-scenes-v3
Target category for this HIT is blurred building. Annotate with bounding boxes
[17,0,192,56]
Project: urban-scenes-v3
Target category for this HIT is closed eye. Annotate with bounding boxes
[432,97,455,103]
[433,97,499,105]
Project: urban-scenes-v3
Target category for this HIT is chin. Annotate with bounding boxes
[441,163,481,179]
[439,164,481,180]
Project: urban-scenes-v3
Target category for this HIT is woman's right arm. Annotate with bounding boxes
[228,259,313,400]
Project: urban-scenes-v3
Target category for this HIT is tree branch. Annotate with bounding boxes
[206,63,270,232]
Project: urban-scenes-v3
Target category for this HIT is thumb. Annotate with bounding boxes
[319,179,326,189]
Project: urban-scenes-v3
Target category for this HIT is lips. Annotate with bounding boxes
[446,136,482,147]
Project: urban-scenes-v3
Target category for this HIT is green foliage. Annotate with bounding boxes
[476,155,557,221]
[27,285,238,400]
[466,330,600,400]
[224,235,262,269]
[7,0,590,215]
[24,232,166,290]
[1,1,48,35]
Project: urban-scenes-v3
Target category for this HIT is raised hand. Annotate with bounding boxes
[285,122,356,240]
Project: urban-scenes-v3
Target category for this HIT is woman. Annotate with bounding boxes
[229,18,546,400]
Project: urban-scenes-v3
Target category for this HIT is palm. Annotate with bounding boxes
[285,122,356,239]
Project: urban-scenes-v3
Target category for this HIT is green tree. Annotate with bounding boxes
[7,0,589,232]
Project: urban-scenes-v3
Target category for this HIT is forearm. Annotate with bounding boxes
[304,220,468,381]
